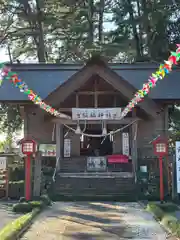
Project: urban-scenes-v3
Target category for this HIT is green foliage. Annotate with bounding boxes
[13,194,52,213]
[12,202,33,213]
[147,202,180,238]
[39,194,51,206]
[146,203,164,220]
[1,0,180,63]
[158,203,179,213]
[13,200,45,213]
[0,103,22,149]
[32,194,52,206]
[0,208,40,240]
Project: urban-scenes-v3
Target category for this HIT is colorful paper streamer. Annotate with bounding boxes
[0,44,180,120]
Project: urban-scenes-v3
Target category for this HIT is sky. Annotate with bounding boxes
[0,48,10,63]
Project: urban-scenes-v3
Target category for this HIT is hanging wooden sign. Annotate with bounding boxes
[122,132,129,156]
[64,139,71,157]
[72,108,122,120]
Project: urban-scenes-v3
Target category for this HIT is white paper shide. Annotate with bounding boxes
[176,141,180,193]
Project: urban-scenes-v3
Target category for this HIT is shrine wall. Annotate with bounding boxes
[137,108,167,158]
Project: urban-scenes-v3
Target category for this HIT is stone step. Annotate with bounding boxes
[52,175,136,198]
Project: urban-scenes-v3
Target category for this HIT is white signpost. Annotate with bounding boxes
[72,108,122,120]
[175,141,180,193]
[122,132,129,156]
[64,139,71,157]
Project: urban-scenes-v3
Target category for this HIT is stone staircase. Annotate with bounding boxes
[52,172,137,200]
[60,157,133,172]
[60,157,86,172]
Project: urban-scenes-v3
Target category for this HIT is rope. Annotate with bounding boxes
[62,119,139,138]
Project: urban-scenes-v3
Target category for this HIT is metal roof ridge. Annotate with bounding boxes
[7,62,180,71]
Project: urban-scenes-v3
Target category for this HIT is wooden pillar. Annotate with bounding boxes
[131,109,138,182]
[33,151,42,197]
[164,105,171,194]
[56,123,63,170]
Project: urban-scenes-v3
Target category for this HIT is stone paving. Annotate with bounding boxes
[21,202,172,240]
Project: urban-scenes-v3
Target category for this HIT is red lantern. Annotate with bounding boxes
[153,137,168,202]
[21,139,36,156]
[21,139,37,201]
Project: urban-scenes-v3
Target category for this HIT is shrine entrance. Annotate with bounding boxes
[80,125,113,157]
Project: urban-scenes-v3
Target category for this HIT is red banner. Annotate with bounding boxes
[108,154,129,163]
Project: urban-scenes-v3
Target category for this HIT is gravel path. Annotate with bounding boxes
[21,202,170,240]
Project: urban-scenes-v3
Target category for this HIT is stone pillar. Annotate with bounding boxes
[56,123,63,170]
[65,131,80,157]
[33,151,42,197]
[131,120,138,182]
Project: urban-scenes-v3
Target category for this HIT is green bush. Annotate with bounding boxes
[13,203,33,213]
[40,195,51,206]
[13,200,45,213]
[157,203,178,213]
[146,203,164,220]
[30,201,44,209]
[161,215,178,232]
[147,202,180,238]
[19,197,26,203]
[0,208,39,240]
[33,194,51,206]
[13,195,51,213]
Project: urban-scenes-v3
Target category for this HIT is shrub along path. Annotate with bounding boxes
[0,201,22,229]
[20,202,170,239]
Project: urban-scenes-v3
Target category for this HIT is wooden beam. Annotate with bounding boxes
[95,66,160,118]
[57,107,126,112]
[94,78,98,107]
[76,91,120,95]
[113,95,117,107]
[52,117,141,125]
[76,93,79,108]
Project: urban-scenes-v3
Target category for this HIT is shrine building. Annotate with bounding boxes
[0,56,179,199]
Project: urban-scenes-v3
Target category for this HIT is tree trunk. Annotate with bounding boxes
[98,0,105,43]
[35,0,46,62]
[87,0,94,45]
[136,0,143,58]
[141,0,152,58]
[126,0,142,61]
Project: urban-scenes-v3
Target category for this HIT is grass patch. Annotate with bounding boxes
[0,195,51,239]
[0,208,40,240]
[147,202,180,237]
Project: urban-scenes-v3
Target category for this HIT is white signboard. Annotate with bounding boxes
[122,132,129,156]
[72,108,122,120]
[39,144,56,157]
[0,157,7,169]
[87,157,107,171]
[64,139,71,157]
[176,141,180,193]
